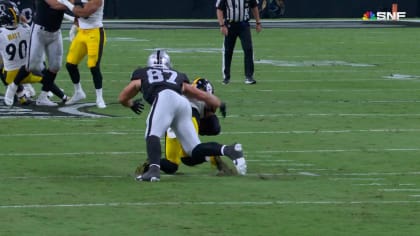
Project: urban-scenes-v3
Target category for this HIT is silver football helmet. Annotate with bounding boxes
[147,50,171,69]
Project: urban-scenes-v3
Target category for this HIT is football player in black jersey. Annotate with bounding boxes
[119,50,247,182]
[135,77,236,177]
[26,0,69,106]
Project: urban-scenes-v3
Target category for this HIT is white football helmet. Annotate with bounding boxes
[147,50,171,69]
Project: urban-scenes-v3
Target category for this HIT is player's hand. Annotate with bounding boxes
[130,99,144,115]
[219,102,226,118]
[69,24,77,42]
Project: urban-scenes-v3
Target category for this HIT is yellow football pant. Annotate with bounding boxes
[4,69,42,85]
[66,27,106,68]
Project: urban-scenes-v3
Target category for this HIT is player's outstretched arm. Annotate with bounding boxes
[119,80,141,108]
[58,0,102,17]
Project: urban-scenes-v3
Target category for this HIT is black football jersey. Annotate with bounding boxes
[33,0,64,31]
[131,67,190,104]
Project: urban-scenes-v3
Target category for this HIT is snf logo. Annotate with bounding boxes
[362,11,407,21]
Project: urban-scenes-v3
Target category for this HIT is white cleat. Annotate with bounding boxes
[233,157,247,176]
[4,83,18,106]
[36,94,58,106]
[65,90,86,105]
[96,97,106,108]
[22,84,36,97]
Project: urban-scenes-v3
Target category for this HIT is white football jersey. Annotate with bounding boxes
[78,0,104,29]
[0,24,30,71]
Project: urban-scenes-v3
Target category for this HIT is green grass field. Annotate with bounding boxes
[1,25,420,235]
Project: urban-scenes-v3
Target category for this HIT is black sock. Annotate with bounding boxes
[66,63,80,84]
[13,66,30,85]
[191,142,223,162]
[146,135,161,166]
[90,66,103,89]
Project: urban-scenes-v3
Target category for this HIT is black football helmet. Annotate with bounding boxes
[0,0,20,28]
[192,77,214,94]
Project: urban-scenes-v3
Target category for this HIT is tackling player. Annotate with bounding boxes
[119,50,247,182]
[135,77,236,176]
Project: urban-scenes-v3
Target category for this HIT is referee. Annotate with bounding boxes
[216,0,262,85]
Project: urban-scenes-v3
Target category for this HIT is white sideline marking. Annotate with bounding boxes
[1,200,420,209]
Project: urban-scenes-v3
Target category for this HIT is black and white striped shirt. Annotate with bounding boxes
[216,0,259,23]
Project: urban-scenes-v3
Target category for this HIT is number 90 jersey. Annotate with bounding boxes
[130,67,190,105]
[0,23,30,71]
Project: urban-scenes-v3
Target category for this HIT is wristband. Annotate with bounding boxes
[62,0,75,11]
[220,24,225,27]
[256,22,261,25]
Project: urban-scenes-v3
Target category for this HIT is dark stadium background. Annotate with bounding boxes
[103,0,419,19]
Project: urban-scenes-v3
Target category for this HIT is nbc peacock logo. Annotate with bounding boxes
[362,11,376,20]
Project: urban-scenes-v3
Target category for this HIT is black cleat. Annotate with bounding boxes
[224,143,247,175]
[135,164,160,182]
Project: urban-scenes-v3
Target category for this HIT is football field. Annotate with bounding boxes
[1,24,420,235]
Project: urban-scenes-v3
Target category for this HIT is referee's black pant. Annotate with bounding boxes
[223,22,254,80]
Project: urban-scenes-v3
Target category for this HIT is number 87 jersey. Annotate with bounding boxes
[130,67,190,105]
[0,23,30,71]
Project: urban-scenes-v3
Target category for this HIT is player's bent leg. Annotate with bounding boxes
[160,158,178,174]
[181,156,206,166]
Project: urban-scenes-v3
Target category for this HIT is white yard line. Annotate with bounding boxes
[379,189,420,192]
[1,200,420,209]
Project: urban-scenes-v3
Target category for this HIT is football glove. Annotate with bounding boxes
[219,102,226,118]
[130,99,144,115]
